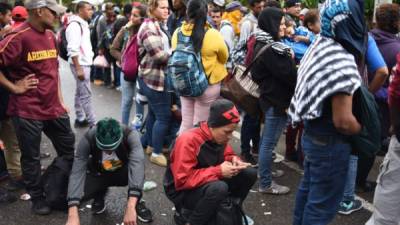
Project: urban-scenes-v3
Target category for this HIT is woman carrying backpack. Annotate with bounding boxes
[110,3,147,126]
[137,0,171,167]
[172,0,229,134]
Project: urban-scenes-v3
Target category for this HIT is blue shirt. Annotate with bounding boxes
[366,35,386,73]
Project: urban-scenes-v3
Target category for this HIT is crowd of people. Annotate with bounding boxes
[0,0,399,225]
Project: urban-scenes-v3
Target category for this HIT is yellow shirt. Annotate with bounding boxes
[171,22,229,84]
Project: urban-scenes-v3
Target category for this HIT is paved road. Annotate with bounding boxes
[0,60,379,225]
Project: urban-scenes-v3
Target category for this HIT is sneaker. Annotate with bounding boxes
[243,215,254,225]
[115,86,122,92]
[338,200,363,215]
[92,197,106,215]
[136,200,153,223]
[31,199,51,215]
[272,170,285,178]
[241,153,258,167]
[259,181,290,195]
[0,187,17,203]
[150,154,167,167]
[74,119,89,128]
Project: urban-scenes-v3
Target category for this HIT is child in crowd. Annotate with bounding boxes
[283,9,320,63]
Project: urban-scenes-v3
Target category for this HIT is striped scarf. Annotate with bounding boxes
[288,36,361,123]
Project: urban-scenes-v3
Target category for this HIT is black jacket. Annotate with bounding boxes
[251,41,297,115]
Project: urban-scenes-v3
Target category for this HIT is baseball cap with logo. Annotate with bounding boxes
[25,0,67,16]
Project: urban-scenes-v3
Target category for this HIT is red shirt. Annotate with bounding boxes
[0,22,66,120]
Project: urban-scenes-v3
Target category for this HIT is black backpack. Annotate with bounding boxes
[216,197,248,225]
[41,156,73,210]
[351,85,382,157]
[57,21,82,61]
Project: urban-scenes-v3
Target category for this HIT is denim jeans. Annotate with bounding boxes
[113,63,121,87]
[293,124,350,225]
[121,73,136,126]
[258,107,287,188]
[240,113,260,154]
[342,155,358,202]
[138,78,171,154]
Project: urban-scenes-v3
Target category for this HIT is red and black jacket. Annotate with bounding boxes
[168,122,238,191]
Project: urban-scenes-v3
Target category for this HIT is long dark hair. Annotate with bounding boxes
[132,4,148,34]
[186,0,207,53]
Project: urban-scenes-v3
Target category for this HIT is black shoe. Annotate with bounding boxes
[0,187,17,203]
[241,153,258,167]
[5,178,25,191]
[136,200,153,223]
[92,197,106,215]
[32,199,51,215]
[74,119,89,128]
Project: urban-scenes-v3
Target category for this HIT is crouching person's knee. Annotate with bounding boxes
[204,181,229,201]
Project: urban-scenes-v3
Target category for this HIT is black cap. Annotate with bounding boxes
[207,99,240,128]
[285,0,300,8]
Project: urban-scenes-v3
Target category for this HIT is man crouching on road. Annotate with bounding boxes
[65,118,152,225]
[164,99,258,225]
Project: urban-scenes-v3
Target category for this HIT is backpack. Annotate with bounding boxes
[216,197,248,225]
[167,28,208,97]
[90,14,102,53]
[231,20,256,64]
[121,33,140,82]
[57,21,83,61]
[41,156,73,210]
[244,35,257,66]
[351,85,382,157]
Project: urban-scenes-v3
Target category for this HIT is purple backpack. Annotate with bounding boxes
[121,34,140,81]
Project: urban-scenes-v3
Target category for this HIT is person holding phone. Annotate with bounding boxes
[164,99,257,225]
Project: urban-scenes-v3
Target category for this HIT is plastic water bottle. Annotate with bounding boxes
[131,115,143,130]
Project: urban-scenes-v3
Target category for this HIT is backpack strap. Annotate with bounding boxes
[67,21,85,56]
[241,42,274,78]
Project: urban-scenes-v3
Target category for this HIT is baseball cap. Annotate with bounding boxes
[285,0,301,8]
[25,0,67,15]
[207,99,240,128]
[212,0,225,7]
[12,6,28,19]
[225,1,246,12]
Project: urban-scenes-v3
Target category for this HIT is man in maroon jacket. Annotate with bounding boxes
[164,99,257,225]
[0,0,75,216]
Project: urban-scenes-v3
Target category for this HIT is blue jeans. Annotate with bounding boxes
[258,107,287,188]
[342,155,358,202]
[113,63,121,87]
[293,127,350,225]
[138,78,171,154]
[240,113,260,154]
[120,73,145,126]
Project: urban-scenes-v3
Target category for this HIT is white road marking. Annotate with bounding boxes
[232,131,374,213]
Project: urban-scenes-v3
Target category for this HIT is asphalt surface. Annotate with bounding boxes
[0,60,380,225]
